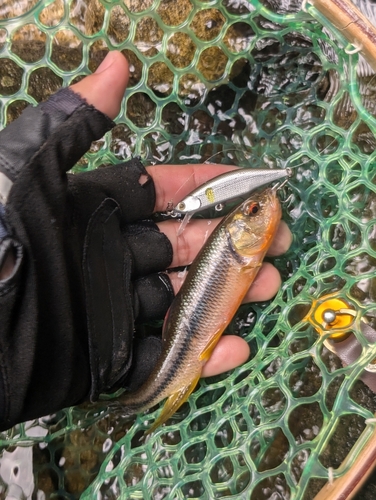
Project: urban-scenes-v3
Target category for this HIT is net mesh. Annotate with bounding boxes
[1,0,376,498]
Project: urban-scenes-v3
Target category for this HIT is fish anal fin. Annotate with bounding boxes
[199,328,224,363]
[145,372,201,435]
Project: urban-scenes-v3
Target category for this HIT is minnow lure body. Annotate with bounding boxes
[117,188,282,433]
[171,168,288,216]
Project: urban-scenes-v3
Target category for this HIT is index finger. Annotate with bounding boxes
[147,164,238,213]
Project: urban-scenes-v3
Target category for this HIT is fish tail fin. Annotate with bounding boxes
[145,372,201,435]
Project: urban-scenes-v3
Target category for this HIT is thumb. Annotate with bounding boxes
[70,51,129,120]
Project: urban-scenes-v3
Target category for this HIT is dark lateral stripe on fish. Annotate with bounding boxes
[115,189,282,432]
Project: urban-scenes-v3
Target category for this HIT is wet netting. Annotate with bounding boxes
[2,0,376,498]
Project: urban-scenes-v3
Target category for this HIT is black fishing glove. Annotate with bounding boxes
[0,88,174,431]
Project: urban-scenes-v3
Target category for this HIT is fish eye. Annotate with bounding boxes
[244,202,260,216]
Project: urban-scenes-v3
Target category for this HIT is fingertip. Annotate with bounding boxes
[94,50,128,76]
[201,336,250,377]
[267,221,292,257]
[243,262,281,303]
[70,51,129,119]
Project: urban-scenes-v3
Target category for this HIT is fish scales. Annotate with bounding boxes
[117,188,282,432]
[121,229,237,412]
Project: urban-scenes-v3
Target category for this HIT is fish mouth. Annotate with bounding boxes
[262,188,281,217]
[266,187,279,204]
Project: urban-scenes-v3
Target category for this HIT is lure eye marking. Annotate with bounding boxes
[177,195,201,213]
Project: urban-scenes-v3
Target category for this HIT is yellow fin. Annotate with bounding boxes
[145,372,201,435]
[199,328,224,363]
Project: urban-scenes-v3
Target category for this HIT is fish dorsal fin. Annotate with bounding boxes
[145,372,201,435]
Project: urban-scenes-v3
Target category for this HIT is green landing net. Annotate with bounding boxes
[1,0,376,498]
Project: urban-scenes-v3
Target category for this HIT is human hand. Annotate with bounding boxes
[71,51,292,378]
[0,51,291,430]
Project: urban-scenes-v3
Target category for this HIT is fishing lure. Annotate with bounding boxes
[116,187,282,433]
[170,167,289,216]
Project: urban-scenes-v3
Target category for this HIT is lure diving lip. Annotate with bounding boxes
[170,167,290,216]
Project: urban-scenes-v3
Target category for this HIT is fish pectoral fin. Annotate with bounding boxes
[161,306,171,341]
[146,373,201,435]
[199,328,224,363]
